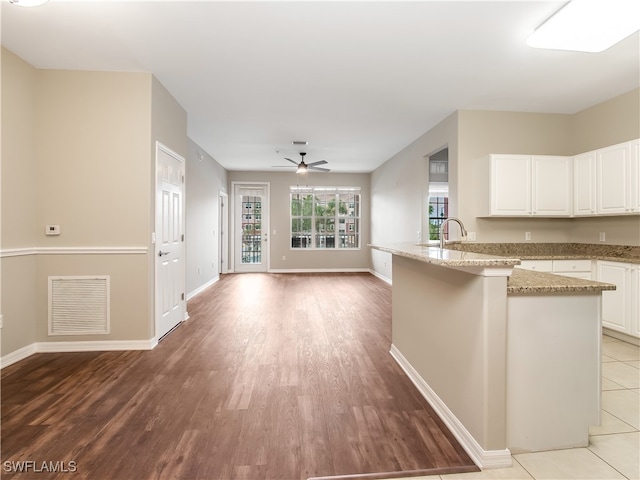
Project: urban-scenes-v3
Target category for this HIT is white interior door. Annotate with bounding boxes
[156,142,186,339]
[233,184,269,273]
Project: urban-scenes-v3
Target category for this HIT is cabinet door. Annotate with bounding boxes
[532,156,572,216]
[597,143,630,214]
[597,261,629,333]
[517,260,553,272]
[491,155,531,216]
[632,266,640,338]
[553,259,593,280]
[574,151,596,216]
[631,139,639,213]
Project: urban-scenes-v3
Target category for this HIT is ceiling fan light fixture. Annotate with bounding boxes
[9,0,50,6]
[526,0,640,53]
[296,163,308,174]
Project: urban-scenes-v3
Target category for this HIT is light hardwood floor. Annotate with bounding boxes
[1,273,477,480]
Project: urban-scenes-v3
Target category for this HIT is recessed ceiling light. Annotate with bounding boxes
[9,0,50,6]
[527,0,640,53]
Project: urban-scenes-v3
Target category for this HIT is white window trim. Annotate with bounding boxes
[290,186,361,250]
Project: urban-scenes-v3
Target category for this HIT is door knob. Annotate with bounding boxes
[158,251,169,256]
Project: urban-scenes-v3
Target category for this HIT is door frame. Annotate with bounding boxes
[219,191,229,275]
[154,141,187,341]
[230,181,270,273]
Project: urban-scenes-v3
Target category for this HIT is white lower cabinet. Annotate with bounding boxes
[552,259,593,279]
[517,259,592,279]
[632,266,640,338]
[597,260,639,339]
[517,259,638,339]
[517,260,552,272]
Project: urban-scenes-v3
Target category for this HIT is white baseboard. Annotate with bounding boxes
[268,268,371,274]
[369,269,392,285]
[0,343,38,369]
[603,327,640,346]
[186,276,220,301]
[389,344,512,470]
[1,338,157,370]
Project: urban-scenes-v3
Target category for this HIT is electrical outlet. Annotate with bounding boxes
[0,314,3,329]
[467,231,476,241]
[525,231,531,241]
[599,232,606,242]
[282,255,286,261]
[45,224,60,236]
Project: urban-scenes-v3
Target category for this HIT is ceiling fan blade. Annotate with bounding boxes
[284,158,299,165]
[271,165,294,168]
[307,160,328,167]
[309,166,330,172]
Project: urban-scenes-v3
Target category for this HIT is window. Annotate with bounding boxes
[428,188,449,240]
[290,186,361,249]
[428,149,449,241]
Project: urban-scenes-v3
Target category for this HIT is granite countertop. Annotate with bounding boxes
[442,242,640,264]
[371,242,619,295]
[507,268,615,294]
[369,242,521,268]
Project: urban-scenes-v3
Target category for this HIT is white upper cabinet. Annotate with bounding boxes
[532,156,573,216]
[597,142,630,214]
[573,151,596,216]
[478,154,571,217]
[490,155,531,216]
[573,140,640,216]
[477,140,639,218]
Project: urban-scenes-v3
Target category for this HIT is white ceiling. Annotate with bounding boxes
[2,1,639,172]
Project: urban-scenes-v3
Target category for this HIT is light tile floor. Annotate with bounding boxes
[391,335,640,480]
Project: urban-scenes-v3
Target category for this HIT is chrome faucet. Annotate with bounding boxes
[439,217,467,249]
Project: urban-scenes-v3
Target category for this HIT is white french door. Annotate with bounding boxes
[155,142,186,339]
[233,183,269,273]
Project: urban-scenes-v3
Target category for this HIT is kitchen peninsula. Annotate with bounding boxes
[369,242,615,469]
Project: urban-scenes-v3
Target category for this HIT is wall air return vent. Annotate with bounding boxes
[48,276,110,335]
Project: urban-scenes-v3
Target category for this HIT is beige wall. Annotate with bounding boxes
[228,170,371,271]
[370,112,457,280]
[1,48,39,354]
[2,49,38,249]
[185,139,228,295]
[150,76,188,337]
[152,76,188,159]
[571,88,640,153]
[35,70,152,247]
[32,69,154,344]
[1,48,187,358]
[457,110,576,243]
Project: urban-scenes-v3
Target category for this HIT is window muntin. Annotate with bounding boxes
[428,181,449,241]
[290,187,361,249]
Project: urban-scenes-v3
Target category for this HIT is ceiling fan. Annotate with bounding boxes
[273,152,330,173]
